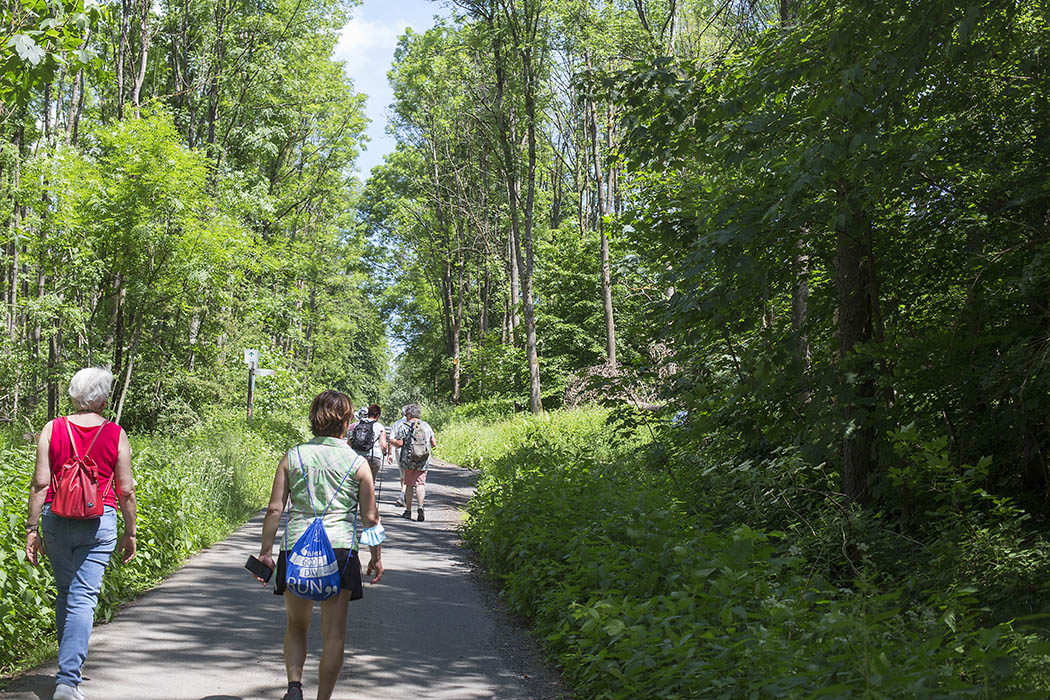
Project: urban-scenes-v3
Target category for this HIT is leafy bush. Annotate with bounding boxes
[0,409,304,673]
[461,408,1027,699]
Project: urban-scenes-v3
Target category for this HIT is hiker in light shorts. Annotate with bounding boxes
[389,402,436,522]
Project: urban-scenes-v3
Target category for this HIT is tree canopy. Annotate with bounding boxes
[1,0,384,430]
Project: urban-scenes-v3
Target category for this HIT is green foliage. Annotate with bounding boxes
[0,410,305,673]
[612,0,1050,502]
[0,0,383,433]
[460,407,1030,698]
[0,0,104,119]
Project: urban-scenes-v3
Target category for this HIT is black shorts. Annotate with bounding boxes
[274,548,363,601]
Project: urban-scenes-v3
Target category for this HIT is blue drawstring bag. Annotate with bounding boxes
[284,447,358,601]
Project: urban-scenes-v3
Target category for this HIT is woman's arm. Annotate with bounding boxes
[355,458,383,583]
[25,421,54,566]
[257,453,289,579]
[113,428,137,563]
[356,458,379,528]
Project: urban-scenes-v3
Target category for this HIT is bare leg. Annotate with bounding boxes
[415,483,426,508]
[316,589,351,700]
[284,593,314,683]
[404,484,415,512]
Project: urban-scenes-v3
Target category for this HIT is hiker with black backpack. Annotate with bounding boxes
[347,404,388,485]
[389,402,436,522]
[24,367,138,700]
[257,390,384,700]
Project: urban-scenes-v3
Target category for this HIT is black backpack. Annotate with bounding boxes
[349,419,375,453]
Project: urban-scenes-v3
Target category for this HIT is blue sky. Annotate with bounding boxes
[332,0,452,180]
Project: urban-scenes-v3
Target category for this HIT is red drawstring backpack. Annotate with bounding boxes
[50,417,112,519]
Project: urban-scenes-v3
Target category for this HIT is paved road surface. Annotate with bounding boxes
[2,458,568,700]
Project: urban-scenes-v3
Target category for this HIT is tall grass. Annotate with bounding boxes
[435,404,612,473]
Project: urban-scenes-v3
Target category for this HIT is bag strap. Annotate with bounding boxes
[53,418,116,502]
[65,417,109,462]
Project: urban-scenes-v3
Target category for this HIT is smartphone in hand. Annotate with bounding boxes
[245,554,273,583]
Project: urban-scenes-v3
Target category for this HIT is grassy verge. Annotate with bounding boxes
[452,407,1032,699]
[0,409,305,677]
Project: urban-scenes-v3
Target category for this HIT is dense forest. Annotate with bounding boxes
[1,0,385,433]
[372,0,1050,508]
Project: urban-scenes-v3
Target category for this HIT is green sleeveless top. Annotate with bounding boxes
[282,437,365,551]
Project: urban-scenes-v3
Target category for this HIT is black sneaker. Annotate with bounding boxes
[417,508,425,522]
[282,686,304,700]
[401,509,412,519]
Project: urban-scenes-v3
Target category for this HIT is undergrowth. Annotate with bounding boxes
[0,409,304,675]
[456,407,1044,699]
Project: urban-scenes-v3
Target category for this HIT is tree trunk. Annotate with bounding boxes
[792,236,812,378]
[116,0,130,120]
[584,71,617,369]
[836,193,877,503]
[480,263,491,337]
[452,255,464,404]
[507,224,520,337]
[518,24,543,414]
[111,275,127,376]
[207,0,228,157]
[114,311,144,424]
[67,66,85,144]
[501,297,509,345]
[131,0,151,112]
[47,319,61,419]
[8,125,21,342]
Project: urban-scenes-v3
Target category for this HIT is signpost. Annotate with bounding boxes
[244,349,275,421]
[245,349,257,421]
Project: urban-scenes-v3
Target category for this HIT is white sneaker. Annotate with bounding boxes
[53,684,83,700]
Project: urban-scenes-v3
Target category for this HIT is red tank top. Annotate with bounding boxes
[45,417,122,509]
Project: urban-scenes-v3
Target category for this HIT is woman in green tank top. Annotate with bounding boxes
[257,390,385,700]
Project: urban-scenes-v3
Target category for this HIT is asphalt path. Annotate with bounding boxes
[2,458,569,700]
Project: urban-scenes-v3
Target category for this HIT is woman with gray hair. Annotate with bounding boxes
[389,402,436,522]
[24,367,137,700]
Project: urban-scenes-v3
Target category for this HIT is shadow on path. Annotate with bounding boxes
[2,458,569,700]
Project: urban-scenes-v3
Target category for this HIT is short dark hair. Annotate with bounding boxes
[309,390,352,437]
[368,404,381,419]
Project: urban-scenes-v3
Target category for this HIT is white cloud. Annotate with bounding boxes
[333,14,409,76]
[333,2,451,178]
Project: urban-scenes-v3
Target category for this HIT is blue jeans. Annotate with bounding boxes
[40,505,117,688]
